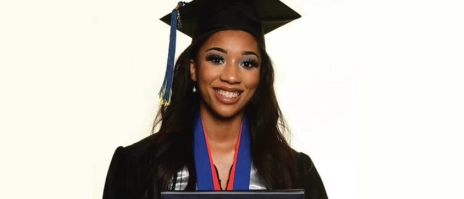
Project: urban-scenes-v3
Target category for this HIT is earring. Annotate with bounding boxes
[193,85,196,93]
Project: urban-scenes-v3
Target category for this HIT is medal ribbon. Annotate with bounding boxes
[193,112,251,190]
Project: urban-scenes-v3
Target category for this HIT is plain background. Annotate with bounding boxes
[0,0,463,199]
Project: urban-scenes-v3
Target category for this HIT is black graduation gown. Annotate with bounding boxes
[102,135,328,199]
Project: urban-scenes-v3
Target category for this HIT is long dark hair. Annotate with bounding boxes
[143,30,298,198]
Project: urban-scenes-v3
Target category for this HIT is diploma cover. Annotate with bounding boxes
[161,190,304,199]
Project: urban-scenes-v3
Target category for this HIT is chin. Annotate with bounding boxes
[203,102,244,120]
[215,107,242,119]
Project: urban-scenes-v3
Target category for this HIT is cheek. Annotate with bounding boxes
[197,65,219,86]
[245,70,260,90]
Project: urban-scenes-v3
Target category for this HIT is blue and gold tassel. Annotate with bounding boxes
[159,1,185,106]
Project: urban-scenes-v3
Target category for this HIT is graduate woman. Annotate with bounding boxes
[103,0,328,198]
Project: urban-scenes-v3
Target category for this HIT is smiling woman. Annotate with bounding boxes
[102,0,328,199]
[192,30,261,119]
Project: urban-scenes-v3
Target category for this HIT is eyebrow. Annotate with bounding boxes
[243,51,260,59]
[205,47,260,59]
[205,47,227,53]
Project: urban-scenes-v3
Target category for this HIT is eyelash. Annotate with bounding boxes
[205,54,259,68]
[241,58,259,68]
[206,54,224,65]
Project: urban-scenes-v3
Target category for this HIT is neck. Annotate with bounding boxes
[199,106,244,145]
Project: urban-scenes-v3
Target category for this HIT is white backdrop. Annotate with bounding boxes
[1,0,463,199]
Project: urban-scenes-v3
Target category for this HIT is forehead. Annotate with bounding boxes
[201,30,260,52]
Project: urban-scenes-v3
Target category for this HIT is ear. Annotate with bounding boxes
[190,59,197,82]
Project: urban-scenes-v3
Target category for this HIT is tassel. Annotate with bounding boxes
[159,1,185,106]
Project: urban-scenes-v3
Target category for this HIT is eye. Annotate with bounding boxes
[240,59,259,68]
[206,54,225,65]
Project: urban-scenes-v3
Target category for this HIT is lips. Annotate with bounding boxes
[213,88,243,104]
[214,89,241,99]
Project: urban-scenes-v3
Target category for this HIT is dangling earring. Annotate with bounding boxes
[193,85,196,93]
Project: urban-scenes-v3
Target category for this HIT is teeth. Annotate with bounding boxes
[215,89,240,99]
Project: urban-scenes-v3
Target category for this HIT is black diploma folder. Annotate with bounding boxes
[160,190,304,199]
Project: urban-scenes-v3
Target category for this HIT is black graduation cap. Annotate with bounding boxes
[158,0,301,106]
[160,0,301,42]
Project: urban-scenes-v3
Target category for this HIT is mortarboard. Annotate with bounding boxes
[158,0,301,106]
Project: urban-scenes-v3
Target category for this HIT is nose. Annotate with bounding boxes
[219,62,242,84]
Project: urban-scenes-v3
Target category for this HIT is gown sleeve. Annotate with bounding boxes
[296,152,329,199]
[103,146,129,199]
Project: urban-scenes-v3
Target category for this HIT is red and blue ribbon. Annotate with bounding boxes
[193,112,252,190]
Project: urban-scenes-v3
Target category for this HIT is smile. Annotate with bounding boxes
[214,89,242,99]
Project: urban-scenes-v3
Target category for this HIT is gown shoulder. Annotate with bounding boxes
[103,134,156,199]
[292,150,329,199]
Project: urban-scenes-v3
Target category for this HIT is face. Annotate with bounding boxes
[190,30,261,119]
